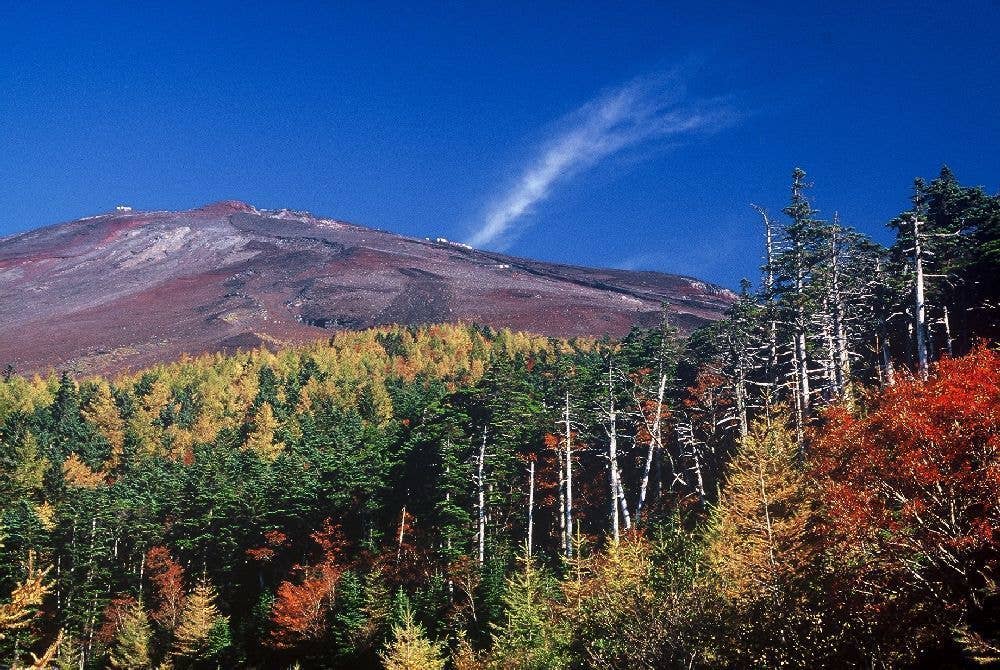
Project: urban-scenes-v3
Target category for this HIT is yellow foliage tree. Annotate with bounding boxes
[707,418,814,597]
[173,579,228,661]
[244,402,285,460]
[80,381,125,467]
[1,430,47,498]
[0,552,50,640]
[62,453,105,489]
[705,417,828,667]
[379,604,446,670]
[1,542,62,670]
[108,602,153,670]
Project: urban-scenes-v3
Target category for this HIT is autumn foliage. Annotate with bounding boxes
[815,347,999,589]
[268,520,349,651]
[814,345,1000,658]
[1,314,998,667]
[145,546,186,631]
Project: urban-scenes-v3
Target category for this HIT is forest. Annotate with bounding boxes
[1,166,998,669]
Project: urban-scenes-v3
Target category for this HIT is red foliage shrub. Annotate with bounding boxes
[813,346,1000,615]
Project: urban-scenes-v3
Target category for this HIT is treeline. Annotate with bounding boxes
[685,165,1000,450]
[0,167,997,669]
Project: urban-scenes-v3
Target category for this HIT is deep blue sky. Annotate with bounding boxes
[2,1,998,288]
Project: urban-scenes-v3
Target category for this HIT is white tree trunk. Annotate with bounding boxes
[563,391,574,559]
[829,224,851,395]
[634,372,666,523]
[397,505,407,560]
[476,426,487,565]
[606,363,621,541]
[913,215,929,379]
[609,417,619,540]
[791,338,806,452]
[558,438,566,558]
[527,459,535,557]
[615,467,632,531]
[795,263,811,412]
[754,205,781,391]
[942,305,954,357]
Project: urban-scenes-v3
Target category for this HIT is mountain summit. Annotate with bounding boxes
[0,203,733,374]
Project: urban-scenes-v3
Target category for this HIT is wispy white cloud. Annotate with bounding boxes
[468,74,734,249]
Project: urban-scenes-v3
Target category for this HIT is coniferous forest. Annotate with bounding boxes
[1,167,999,669]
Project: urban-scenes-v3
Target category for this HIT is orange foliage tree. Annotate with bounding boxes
[145,546,186,631]
[814,346,1000,654]
[268,520,348,651]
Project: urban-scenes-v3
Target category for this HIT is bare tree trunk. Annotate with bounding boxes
[677,423,706,509]
[634,372,667,523]
[558,439,566,558]
[396,506,407,560]
[85,517,98,665]
[606,363,621,541]
[942,305,954,357]
[615,466,632,531]
[795,267,811,412]
[913,215,929,379]
[527,460,535,556]
[445,461,452,554]
[822,303,838,397]
[734,354,749,440]
[691,449,706,509]
[754,205,781,390]
[563,392,574,559]
[791,338,805,453]
[876,259,896,387]
[829,222,851,395]
[56,554,62,614]
[609,417,619,542]
[138,551,145,602]
[476,427,487,566]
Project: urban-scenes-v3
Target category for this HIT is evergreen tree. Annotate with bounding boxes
[488,553,568,670]
[108,602,154,670]
[378,602,446,670]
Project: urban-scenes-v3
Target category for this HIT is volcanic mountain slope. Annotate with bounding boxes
[0,201,734,375]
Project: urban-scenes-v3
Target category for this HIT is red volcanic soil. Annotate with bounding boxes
[0,202,734,375]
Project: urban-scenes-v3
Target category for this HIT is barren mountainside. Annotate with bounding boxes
[0,201,734,374]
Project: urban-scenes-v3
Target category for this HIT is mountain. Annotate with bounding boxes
[0,201,734,375]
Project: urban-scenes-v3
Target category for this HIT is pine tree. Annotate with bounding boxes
[776,168,826,448]
[0,428,47,500]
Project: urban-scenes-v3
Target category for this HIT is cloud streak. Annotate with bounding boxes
[469,74,733,249]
